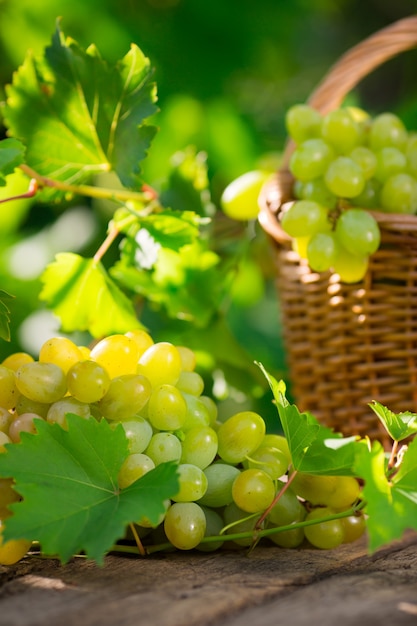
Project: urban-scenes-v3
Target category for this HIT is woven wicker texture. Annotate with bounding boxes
[259,16,417,444]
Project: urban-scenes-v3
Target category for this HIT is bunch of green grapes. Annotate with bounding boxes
[0,330,366,559]
[280,104,417,282]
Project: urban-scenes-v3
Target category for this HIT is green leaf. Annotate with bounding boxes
[3,23,157,198]
[354,439,417,552]
[0,415,179,564]
[368,401,417,442]
[0,289,14,341]
[0,138,25,185]
[257,363,360,476]
[39,252,144,337]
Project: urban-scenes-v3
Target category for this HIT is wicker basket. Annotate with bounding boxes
[258,16,417,444]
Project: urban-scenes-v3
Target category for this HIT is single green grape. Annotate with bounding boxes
[8,412,44,443]
[116,416,153,454]
[331,244,369,283]
[38,337,83,374]
[321,108,361,154]
[341,512,367,543]
[181,393,211,430]
[220,170,270,221]
[351,179,381,209]
[1,352,34,371]
[304,506,345,549]
[0,408,13,434]
[324,156,365,198]
[231,468,276,513]
[90,334,140,378]
[145,432,183,465]
[289,139,334,181]
[223,501,260,547]
[293,178,338,209]
[380,173,417,213]
[124,329,154,358]
[96,374,152,420]
[180,426,218,469]
[0,366,20,410]
[137,342,182,387]
[175,371,205,397]
[268,482,306,526]
[15,362,67,404]
[285,104,322,143]
[147,384,187,431]
[118,453,155,489]
[46,397,91,428]
[307,232,338,272]
[369,112,408,151]
[245,445,289,480]
[66,359,111,404]
[335,208,381,256]
[374,146,407,182]
[172,463,208,502]
[217,411,266,464]
[164,502,206,550]
[196,506,225,552]
[197,463,241,508]
[281,200,331,238]
[349,146,377,180]
[176,346,196,372]
[261,434,291,466]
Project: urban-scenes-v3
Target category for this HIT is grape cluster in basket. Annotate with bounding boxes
[0,330,366,561]
[281,104,417,282]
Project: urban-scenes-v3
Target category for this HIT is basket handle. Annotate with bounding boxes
[259,16,417,239]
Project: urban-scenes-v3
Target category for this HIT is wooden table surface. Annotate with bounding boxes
[0,532,416,626]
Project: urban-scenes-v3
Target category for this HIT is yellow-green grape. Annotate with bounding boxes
[198,395,218,427]
[268,522,305,548]
[136,499,171,529]
[267,483,306,549]
[349,146,377,180]
[96,374,152,420]
[324,156,365,198]
[289,139,334,182]
[304,506,345,549]
[196,506,225,552]
[0,366,19,410]
[223,501,260,547]
[15,396,50,419]
[197,463,241,508]
[15,362,67,404]
[331,244,369,284]
[0,408,13,434]
[374,146,407,183]
[217,411,266,464]
[335,208,380,256]
[180,426,218,469]
[341,512,367,543]
[220,170,270,221]
[0,520,32,565]
[285,104,322,143]
[172,463,208,502]
[369,112,408,151]
[118,453,155,489]
[147,384,187,431]
[0,432,11,453]
[46,398,91,429]
[292,236,310,259]
[117,417,153,454]
[380,172,417,213]
[262,434,291,466]
[0,479,20,518]
[181,393,211,430]
[291,473,360,509]
[164,502,206,550]
[90,334,140,378]
[176,346,197,372]
[1,352,34,371]
[66,359,111,403]
[246,445,289,480]
[8,413,44,443]
[124,329,154,358]
[281,200,331,238]
[38,337,83,374]
[145,432,183,465]
[176,371,205,396]
[137,342,182,387]
[307,232,338,272]
[321,108,361,154]
[232,468,276,513]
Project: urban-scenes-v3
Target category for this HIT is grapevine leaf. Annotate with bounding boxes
[3,23,157,199]
[0,290,14,341]
[368,400,417,442]
[354,439,417,552]
[39,252,144,337]
[0,415,179,564]
[0,139,25,185]
[257,363,359,476]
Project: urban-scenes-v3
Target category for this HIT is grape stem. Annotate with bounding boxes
[128,522,146,557]
[254,469,298,531]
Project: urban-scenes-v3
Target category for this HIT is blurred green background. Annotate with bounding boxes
[0,0,416,424]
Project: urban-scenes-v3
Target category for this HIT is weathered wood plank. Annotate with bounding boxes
[0,532,415,626]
